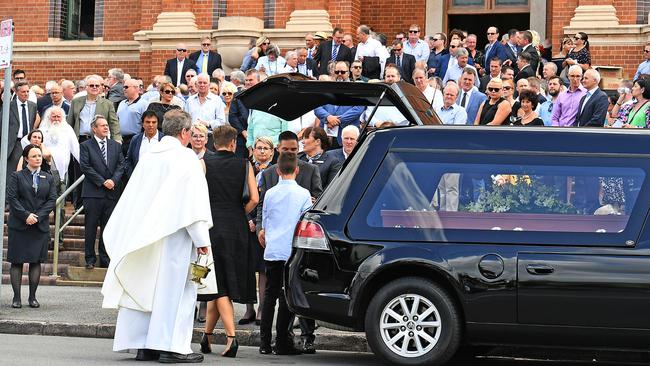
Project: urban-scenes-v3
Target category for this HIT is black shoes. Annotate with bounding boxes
[273,344,303,355]
[85,263,94,269]
[222,336,238,358]
[259,344,272,354]
[238,310,256,325]
[199,333,213,354]
[158,352,204,363]
[302,340,316,354]
[135,349,160,361]
[11,299,21,308]
[28,299,40,308]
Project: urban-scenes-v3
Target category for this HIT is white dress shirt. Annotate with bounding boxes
[139,131,160,159]
[402,39,430,62]
[184,92,226,129]
[16,98,30,138]
[176,59,185,86]
[355,37,389,77]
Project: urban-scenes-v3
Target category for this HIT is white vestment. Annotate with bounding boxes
[23,123,80,180]
[101,136,212,354]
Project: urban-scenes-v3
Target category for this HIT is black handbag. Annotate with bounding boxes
[242,159,250,203]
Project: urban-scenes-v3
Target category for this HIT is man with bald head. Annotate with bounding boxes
[37,83,70,117]
[184,73,226,151]
[164,43,198,87]
[116,78,149,156]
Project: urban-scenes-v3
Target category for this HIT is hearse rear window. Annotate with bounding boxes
[351,152,648,245]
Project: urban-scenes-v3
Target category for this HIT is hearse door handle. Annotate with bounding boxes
[526,264,554,275]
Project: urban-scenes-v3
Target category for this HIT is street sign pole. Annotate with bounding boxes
[0,19,15,302]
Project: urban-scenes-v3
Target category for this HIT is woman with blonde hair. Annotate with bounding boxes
[476,77,512,125]
[145,81,182,127]
[220,81,238,122]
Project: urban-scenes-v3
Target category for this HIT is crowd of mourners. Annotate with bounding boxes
[2,21,650,359]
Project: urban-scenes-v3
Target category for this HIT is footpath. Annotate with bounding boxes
[0,284,369,352]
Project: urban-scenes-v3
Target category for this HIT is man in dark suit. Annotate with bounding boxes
[125,111,164,177]
[575,69,608,127]
[298,126,342,189]
[2,82,38,187]
[431,40,461,79]
[36,83,70,117]
[189,36,222,76]
[313,27,354,76]
[164,43,198,87]
[106,68,126,110]
[230,69,261,158]
[79,115,126,269]
[256,131,322,355]
[297,48,318,78]
[503,29,522,73]
[387,41,416,84]
[518,30,540,75]
[515,52,535,83]
[483,27,509,71]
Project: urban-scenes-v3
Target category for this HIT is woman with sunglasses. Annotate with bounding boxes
[248,37,270,69]
[145,81,182,127]
[475,77,512,125]
[501,79,517,107]
[563,32,591,72]
[553,37,574,79]
[220,81,237,123]
[620,78,650,128]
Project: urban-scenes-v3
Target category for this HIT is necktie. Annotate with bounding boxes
[396,55,401,68]
[202,53,209,74]
[485,44,492,62]
[32,171,39,193]
[332,44,338,62]
[308,49,312,58]
[580,91,591,115]
[460,92,467,108]
[511,44,517,57]
[21,103,29,137]
[100,140,107,164]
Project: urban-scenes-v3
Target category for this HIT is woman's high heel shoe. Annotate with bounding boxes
[222,336,238,358]
[199,332,213,354]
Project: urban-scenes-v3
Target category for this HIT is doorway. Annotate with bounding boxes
[447,13,530,50]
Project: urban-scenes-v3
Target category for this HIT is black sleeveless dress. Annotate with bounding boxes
[478,97,507,125]
[204,150,256,304]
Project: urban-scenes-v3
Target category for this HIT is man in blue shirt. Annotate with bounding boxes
[116,79,149,156]
[259,152,311,356]
[634,43,650,81]
[539,76,563,126]
[438,83,468,125]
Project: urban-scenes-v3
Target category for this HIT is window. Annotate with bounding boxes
[349,151,648,246]
[447,0,529,14]
[64,0,94,40]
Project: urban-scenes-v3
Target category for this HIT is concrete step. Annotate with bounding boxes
[56,279,103,287]
[66,266,107,282]
[2,248,85,266]
[1,274,58,286]
[2,224,89,240]
[2,262,69,277]
[3,237,92,252]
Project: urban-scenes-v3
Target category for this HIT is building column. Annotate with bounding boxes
[426,0,444,36]
[530,0,546,40]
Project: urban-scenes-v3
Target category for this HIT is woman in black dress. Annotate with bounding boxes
[475,78,512,125]
[7,144,57,309]
[145,82,181,127]
[200,126,259,357]
[508,89,545,126]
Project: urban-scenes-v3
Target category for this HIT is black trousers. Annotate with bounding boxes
[121,135,134,157]
[71,135,92,208]
[83,197,116,267]
[260,260,293,347]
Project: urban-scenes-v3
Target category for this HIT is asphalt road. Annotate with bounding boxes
[2,334,650,366]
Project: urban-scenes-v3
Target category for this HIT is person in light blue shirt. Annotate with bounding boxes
[539,76,563,126]
[438,83,468,125]
[634,44,650,81]
[259,152,311,355]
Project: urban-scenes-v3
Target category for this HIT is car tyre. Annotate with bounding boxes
[365,277,461,366]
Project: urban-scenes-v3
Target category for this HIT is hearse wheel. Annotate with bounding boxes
[365,277,461,365]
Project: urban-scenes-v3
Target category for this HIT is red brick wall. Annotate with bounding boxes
[104,0,142,41]
[141,0,163,31]
[227,0,264,18]
[359,0,425,40]
[329,0,362,34]
[550,0,578,52]
[274,0,295,29]
[614,0,638,24]
[590,45,638,79]
[193,0,214,29]
[0,1,49,42]
[13,60,140,86]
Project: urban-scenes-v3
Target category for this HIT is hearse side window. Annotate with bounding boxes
[363,154,645,235]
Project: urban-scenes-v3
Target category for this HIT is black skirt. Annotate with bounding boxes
[7,226,49,264]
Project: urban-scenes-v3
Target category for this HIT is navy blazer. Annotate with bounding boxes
[298,150,343,190]
[125,132,165,177]
[1,99,37,155]
[189,50,223,76]
[314,105,365,145]
[575,88,609,127]
[483,41,509,66]
[79,137,126,199]
[456,87,487,125]
[229,91,249,157]
[515,64,535,83]
[329,148,346,163]
[313,41,354,76]
[520,44,540,75]
[387,53,416,84]
[503,43,522,72]
[7,169,57,233]
[432,53,474,80]
[163,58,198,87]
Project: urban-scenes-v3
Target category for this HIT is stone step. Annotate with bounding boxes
[1,274,58,286]
[2,248,85,266]
[2,224,90,240]
[4,211,86,227]
[2,262,69,277]
[3,237,94,252]
[66,266,107,282]
[56,279,103,287]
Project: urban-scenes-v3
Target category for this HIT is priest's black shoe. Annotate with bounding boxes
[273,344,302,355]
[258,344,272,355]
[158,352,204,363]
[11,299,21,309]
[28,299,40,308]
[135,349,160,361]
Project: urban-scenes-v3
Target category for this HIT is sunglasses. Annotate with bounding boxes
[177,48,187,52]
[351,66,362,69]
[487,87,502,92]
[123,86,130,89]
[644,50,650,53]
[432,38,441,41]
[450,45,457,49]
[162,90,175,94]
[503,86,513,90]
[547,103,554,113]
[573,37,581,41]
[487,32,497,35]
[87,84,100,88]
[334,70,348,74]
[263,42,270,45]
[409,30,419,33]
[201,43,211,46]
[222,92,233,96]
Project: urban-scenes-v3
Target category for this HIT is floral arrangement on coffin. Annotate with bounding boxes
[466,175,577,214]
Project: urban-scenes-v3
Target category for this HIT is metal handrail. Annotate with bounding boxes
[51,174,85,278]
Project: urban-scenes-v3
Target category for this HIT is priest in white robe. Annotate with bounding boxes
[101,109,212,363]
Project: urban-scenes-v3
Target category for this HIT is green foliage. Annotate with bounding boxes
[466,178,577,214]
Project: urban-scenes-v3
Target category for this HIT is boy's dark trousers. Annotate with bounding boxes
[260,260,294,347]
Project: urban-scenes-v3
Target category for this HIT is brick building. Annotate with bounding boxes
[1,0,648,85]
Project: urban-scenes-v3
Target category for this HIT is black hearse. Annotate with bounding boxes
[239,74,650,365]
